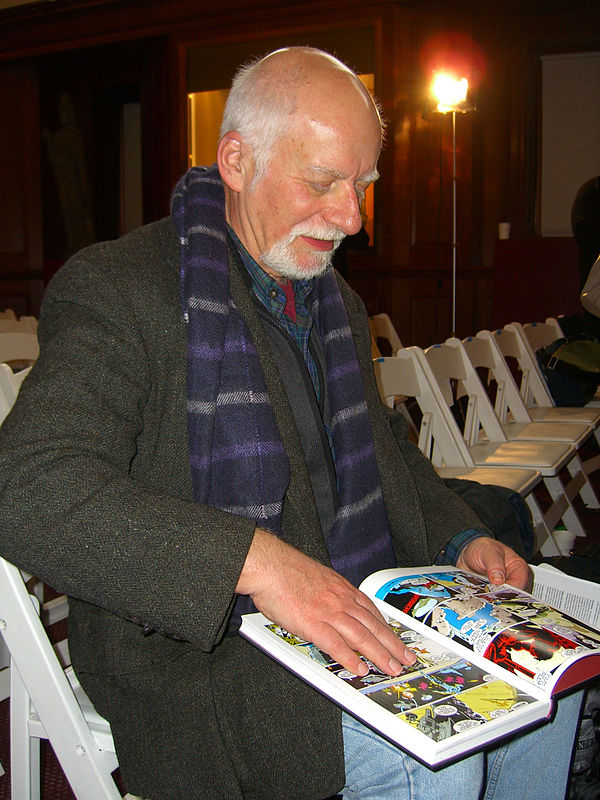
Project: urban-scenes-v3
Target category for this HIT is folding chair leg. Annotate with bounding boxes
[543,475,587,538]
[565,455,600,509]
[524,493,561,557]
[10,661,41,800]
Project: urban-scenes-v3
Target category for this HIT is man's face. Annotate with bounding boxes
[230,94,381,282]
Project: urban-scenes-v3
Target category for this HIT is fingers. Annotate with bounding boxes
[241,530,415,676]
[504,556,533,592]
[310,596,416,676]
[457,537,531,590]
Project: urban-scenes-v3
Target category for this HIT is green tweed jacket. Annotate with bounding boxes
[0,217,485,800]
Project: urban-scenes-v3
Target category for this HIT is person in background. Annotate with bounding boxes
[0,47,582,800]
[572,176,600,292]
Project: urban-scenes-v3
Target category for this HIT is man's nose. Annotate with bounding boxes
[324,184,363,236]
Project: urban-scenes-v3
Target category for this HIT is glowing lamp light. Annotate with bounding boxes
[432,72,469,112]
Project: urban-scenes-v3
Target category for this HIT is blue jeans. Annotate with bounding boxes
[342,689,583,799]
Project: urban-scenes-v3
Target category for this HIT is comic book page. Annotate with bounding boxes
[361,566,600,695]
[531,563,600,632]
[240,607,546,767]
[240,565,600,766]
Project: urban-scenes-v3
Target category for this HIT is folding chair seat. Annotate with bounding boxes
[421,341,592,541]
[0,554,142,800]
[373,351,561,555]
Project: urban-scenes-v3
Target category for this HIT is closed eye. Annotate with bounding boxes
[309,182,332,194]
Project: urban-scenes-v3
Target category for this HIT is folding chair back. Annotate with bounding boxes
[374,348,473,467]
[423,341,508,446]
[0,332,39,366]
[522,318,564,354]
[0,318,37,334]
[368,313,403,357]
[478,325,556,410]
[461,334,531,425]
[0,555,123,800]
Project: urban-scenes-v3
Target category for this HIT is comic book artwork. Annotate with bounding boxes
[374,572,598,690]
[265,618,539,745]
[241,566,600,766]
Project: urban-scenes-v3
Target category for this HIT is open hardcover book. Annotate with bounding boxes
[240,564,600,767]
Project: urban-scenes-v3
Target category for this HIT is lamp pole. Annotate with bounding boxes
[451,109,457,337]
[431,72,472,340]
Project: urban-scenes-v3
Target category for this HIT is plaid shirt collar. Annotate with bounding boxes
[227,225,323,399]
[227,225,314,319]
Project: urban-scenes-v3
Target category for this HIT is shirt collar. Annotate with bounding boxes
[227,224,314,315]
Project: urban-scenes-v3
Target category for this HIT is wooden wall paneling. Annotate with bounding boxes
[0,61,44,315]
[142,37,178,223]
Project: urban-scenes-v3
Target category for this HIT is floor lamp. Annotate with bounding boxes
[431,73,473,336]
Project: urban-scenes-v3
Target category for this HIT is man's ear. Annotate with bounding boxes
[217,131,249,192]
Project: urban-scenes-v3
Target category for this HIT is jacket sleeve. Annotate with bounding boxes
[0,228,255,650]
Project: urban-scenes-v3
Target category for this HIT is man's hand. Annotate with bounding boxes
[456,536,533,591]
[236,528,416,677]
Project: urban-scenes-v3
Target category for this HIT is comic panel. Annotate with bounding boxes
[397,680,538,742]
[483,621,588,689]
[374,571,497,623]
[427,595,525,654]
[479,589,600,649]
[362,659,491,714]
[265,619,459,691]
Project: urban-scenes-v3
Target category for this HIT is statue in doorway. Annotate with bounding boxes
[43,92,96,257]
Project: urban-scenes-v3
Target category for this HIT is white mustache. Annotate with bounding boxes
[289,225,346,243]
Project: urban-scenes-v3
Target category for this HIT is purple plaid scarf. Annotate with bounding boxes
[171,165,396,594]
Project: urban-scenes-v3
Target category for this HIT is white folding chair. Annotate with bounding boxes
[522,316,600,411]
[0,555,143,800]
[422,340,592,542]
[368,313,403,356]
[482,324,600,472]
[0,349,66,703]
[373,351,560,555]
[0,362,32,415]
[458,335,599,478]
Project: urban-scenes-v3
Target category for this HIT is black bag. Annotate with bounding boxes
[537,337,600,406]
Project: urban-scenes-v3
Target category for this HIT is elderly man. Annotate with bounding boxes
[0,47,581,800]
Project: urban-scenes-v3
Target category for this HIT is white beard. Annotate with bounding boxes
[261,223,345,280]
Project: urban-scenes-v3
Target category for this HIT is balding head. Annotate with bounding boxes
[217,46,382,281]
[220,47,383,182]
